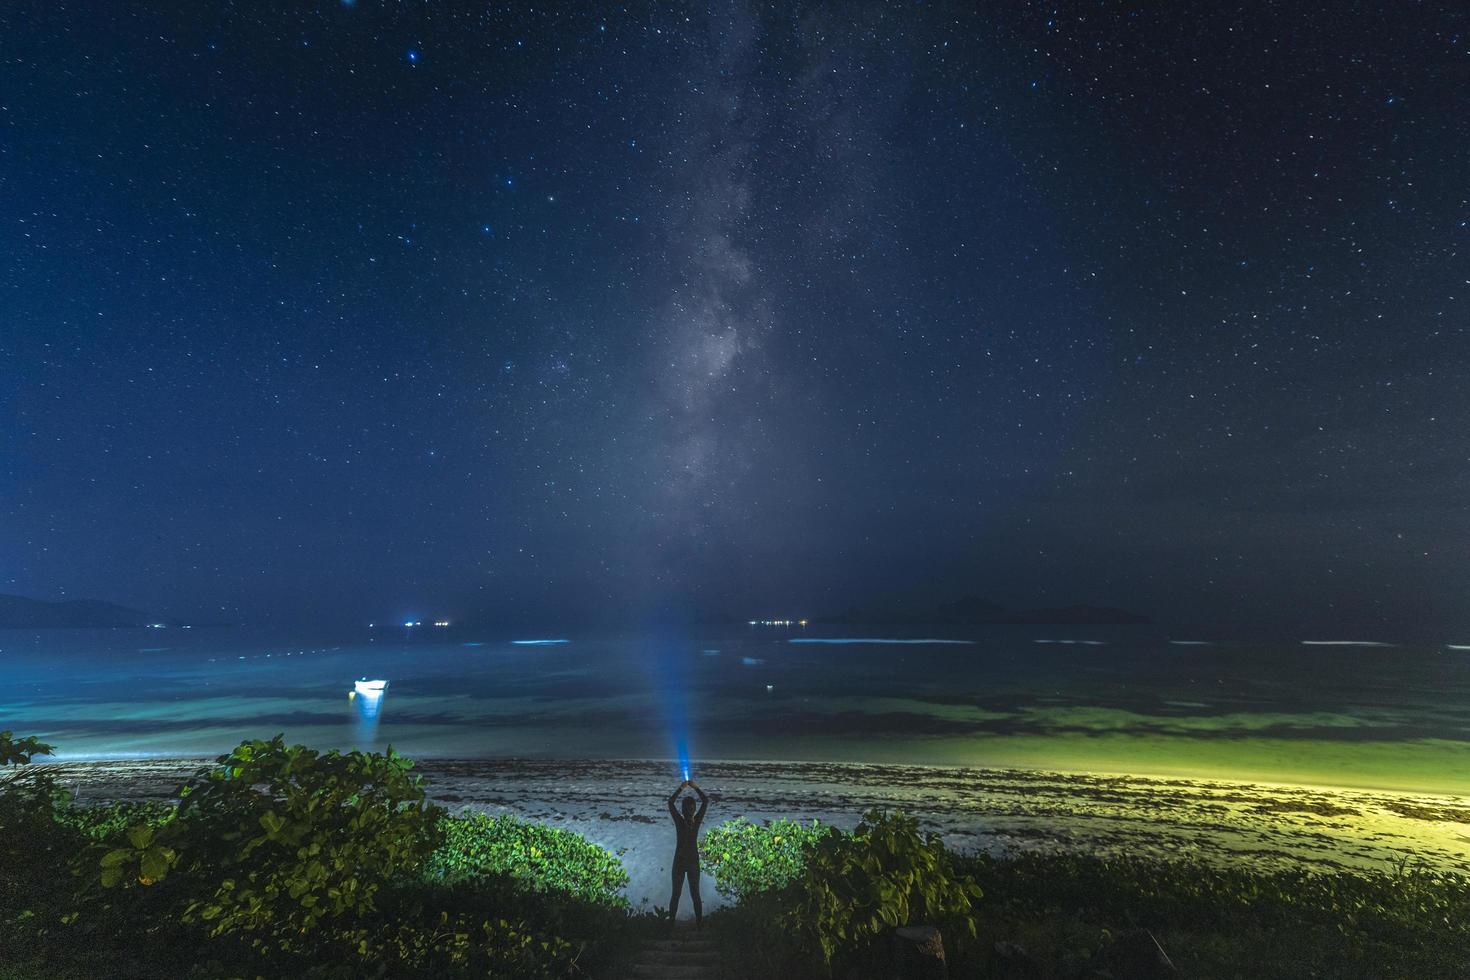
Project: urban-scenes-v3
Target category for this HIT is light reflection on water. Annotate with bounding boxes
[2,626,1468,793]
[353,686,384,744]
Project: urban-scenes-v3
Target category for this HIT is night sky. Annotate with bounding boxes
[2,2,1466,633]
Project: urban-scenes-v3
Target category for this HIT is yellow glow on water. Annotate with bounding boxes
[910,732,1470,796]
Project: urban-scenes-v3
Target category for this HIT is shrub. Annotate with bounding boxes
[58,801,173,843]
[958,850,1470,949]
[99,736,442,956]
[0,733,131,976]
[0,731,54,768]
[950,851,1470,979]
[342,910,579,979]
[427,812,630,908]
[0,730,64,830]
[703,817,833,900]
[778,810,982,971]
[4,734,642,979]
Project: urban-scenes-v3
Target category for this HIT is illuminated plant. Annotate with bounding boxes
[427,812,630,907]
[779,809,982,971]
[703,817,833,900]
[101,736,442,955]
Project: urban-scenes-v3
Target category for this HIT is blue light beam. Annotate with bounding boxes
[652,630,694,783]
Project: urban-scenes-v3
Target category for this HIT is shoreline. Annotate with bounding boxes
[40,749,1469,798]
[35,757,1470,912]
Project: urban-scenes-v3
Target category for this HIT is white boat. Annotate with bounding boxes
[354,678,388,695]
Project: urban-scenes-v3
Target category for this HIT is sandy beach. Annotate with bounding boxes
[43,757,1470,916]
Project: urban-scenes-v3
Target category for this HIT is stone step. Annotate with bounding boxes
[627,925,722,980]
[636,951,719,964]
[642,940,717,951]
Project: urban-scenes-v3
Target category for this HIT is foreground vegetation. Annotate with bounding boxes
[4,730,1468,978]
[704,816,1470,979]
[0,732,648,979]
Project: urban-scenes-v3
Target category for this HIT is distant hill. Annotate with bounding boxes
[822,595,1150,626]
[1001,603,1151,626]
[0,594,153,629]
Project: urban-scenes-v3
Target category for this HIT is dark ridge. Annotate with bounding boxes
[0,593,153,629]
[820,595,1151,626]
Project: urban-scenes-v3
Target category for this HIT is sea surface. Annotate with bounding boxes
[4,624,1469,794]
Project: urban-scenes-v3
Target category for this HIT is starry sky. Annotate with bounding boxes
[2,2,1466,633]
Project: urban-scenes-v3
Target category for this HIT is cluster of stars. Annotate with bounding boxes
[0,0,1462,631]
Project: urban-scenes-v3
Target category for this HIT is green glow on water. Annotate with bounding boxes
[783,733,1470,796]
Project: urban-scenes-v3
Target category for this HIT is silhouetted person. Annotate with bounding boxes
[666,777,709,926]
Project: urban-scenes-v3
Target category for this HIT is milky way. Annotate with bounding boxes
[1,1,1465,631]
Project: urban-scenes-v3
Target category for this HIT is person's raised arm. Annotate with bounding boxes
[689,780,709,823]
[667,780,687,822]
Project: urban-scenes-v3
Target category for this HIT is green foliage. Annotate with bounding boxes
[0,731,54,768]
[2,733,643,979]
[0,729,65,860]
[779,810,982,971]
[336,910,579,980]
[99,823,178,888]
[702,817,832,900]
[960,850,1470,940]
[102,736,442,955]
[427,812,630,907]
[715,837,1470,980]
[57,800,172,843]
[957,851,1470,978]
[0,730,65,829]
[0,735,96,974]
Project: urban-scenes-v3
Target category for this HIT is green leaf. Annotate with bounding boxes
[100,847,132,868]
[139,846,172,882]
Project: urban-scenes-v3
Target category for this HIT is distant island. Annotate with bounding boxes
[0,593,153,629]
[819,595,1151,626]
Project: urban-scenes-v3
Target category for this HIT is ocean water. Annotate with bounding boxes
[3,625,1468,794]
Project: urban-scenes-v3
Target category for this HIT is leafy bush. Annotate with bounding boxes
[703,817,832,900]
[0,731,53,768]
[57,800,172,843]
[428,811,630,907]
[957,851,1470,940]
[1,733,646,979]
[0,731,79,963]
[387,872,655,980]
[0,730,64,831]
[956,851,1470,978]
[779,810,982,971]
[99,736,442,956]
[337,910,579,979]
